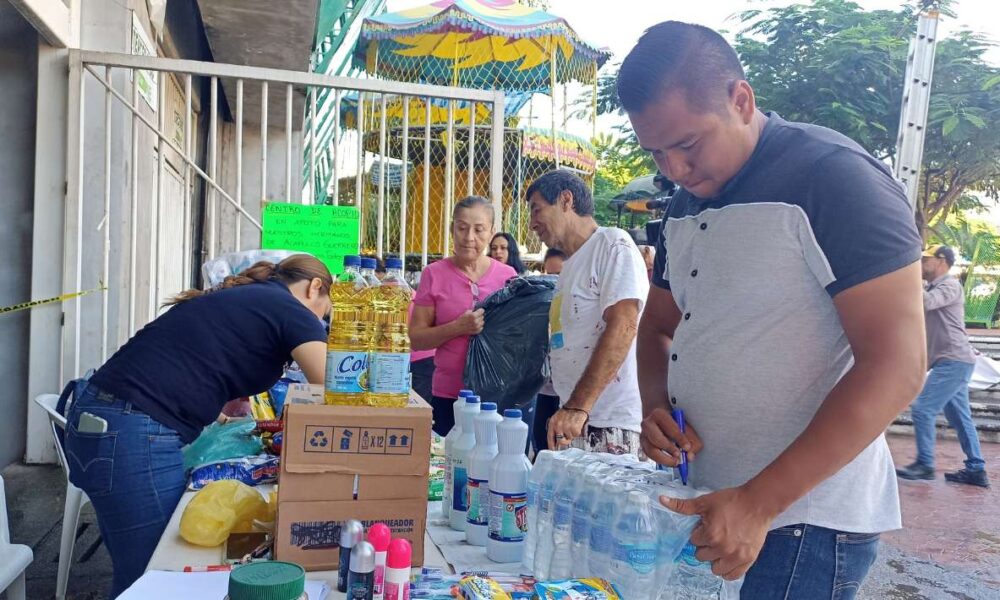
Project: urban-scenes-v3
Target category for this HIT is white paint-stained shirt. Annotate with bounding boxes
[550,227,648,432]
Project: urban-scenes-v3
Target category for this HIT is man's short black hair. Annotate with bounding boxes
[617,21,746,114]
[524,170,594,217]
[543,248,566,261]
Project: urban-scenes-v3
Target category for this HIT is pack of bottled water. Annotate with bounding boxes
[523,450,742,600]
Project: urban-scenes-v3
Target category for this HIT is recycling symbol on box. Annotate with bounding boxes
[309,430,329,448]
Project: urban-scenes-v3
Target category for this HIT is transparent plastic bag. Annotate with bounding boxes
[179,480,272,547]
[182,420,263,471]
[200,249,303,288]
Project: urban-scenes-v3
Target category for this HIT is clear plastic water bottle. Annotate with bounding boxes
[571,462,615,577]
[611,490,659,600]
[549,459,593,580]
[522,452,554,572]
[531,450,583,579]
[588,478,625,580]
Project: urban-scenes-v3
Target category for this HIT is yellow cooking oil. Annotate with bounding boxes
[367,257,412,407]
[324,256,372,406]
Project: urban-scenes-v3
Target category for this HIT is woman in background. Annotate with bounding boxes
[488,232,527,275]
[410,197,517,435]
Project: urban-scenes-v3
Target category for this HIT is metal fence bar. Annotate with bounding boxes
[422,98,431,268]
[444,100,455,257]
[151,70,165,320]
[209,76,219,259]
[261,81,269,208]
[400,96,409,263]
[183,74,192,287]
[377,93,387,259]
[286,83,294,203]
[235,78,243,250]
[490,91,505,233]
[83,66,264,230]
[332,89,341,205]
[309,86,317,204]
[78,50,500,102]
[66,55,85,377]
[356,92,365,242]
[467,102,475,196]
[128,65,139,335]
[101,66,111,363]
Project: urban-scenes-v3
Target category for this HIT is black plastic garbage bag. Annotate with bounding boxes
[464,276,557,413]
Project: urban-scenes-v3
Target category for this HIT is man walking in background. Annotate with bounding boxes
[897,245,990,488]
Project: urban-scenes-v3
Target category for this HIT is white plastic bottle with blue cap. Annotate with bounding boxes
[442,389,474,521]
[449,396,481,530]
[466,402,503,546]
[486,409,531,564]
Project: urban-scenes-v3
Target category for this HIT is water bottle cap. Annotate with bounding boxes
[343,255,360,267]
[458,389,475,398]
[504,409,522,418]
[386,257,403,269]
[466,396,480,404]
[386,538,412,569]
[366,522,391,551]
[361,257,377,269]
[481,402,497,411]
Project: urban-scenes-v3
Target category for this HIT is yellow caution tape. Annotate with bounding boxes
[0,285,107,316]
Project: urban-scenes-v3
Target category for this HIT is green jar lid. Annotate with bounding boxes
[228,561,305,600]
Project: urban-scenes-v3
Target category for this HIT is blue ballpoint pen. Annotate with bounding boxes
[672,408,689,485]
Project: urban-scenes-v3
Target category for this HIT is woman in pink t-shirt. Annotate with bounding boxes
[410,196,517,435]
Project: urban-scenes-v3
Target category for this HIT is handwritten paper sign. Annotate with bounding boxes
[262,203,360,274]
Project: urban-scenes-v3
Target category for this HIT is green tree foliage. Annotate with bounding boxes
[592,0,1000,238]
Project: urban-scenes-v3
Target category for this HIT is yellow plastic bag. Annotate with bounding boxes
[179,480,270,547]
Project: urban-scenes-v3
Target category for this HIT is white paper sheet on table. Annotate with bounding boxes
[425,501,524,575]
[118,570,330,600]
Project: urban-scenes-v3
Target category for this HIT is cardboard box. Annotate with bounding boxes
[275,498,427,570]
[275,389,432,570]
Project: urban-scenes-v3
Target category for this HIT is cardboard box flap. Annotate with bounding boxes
[282,397,432,477]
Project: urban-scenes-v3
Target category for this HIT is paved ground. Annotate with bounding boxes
[4,435,998,599]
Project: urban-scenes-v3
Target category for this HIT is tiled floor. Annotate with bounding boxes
[885,434,1000,588]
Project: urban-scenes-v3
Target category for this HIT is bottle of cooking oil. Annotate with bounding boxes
[368,257,412,407]
[325,255,372,406]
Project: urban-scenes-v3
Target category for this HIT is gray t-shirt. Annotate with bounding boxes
[652,114,921,533]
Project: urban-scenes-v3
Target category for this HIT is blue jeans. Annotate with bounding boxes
[910,360,985,471]
[742,524,880,599]
[65,383,187,599]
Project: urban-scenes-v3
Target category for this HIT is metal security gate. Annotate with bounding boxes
[63,49,505,382]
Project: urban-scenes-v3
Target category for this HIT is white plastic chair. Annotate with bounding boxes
[0,474,33,600]
[34,393,93,600]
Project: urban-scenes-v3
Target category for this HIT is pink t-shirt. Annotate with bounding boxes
[413,258,516,398]
[408,301,436,362]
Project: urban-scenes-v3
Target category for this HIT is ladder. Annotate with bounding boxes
[894,8,940,209]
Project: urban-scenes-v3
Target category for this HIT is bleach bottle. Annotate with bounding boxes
[466,402,503,546]
[486,409,531,564]
[442,389,475,521]
[449,396,481,530]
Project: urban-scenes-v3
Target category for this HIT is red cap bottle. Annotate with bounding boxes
[368,524,392,600]
[384,539,412,600]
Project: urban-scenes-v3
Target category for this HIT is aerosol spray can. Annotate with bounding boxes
[347,541,376,600]
[338,520,365,593]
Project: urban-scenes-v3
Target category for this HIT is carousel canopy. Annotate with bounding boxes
[352,0,611,90]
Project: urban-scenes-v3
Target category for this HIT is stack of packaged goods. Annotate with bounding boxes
[275,256,432,571]
[325,256,411,408]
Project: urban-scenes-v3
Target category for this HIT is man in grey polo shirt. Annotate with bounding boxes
[897,245,989,487]
[619,22,926,597]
